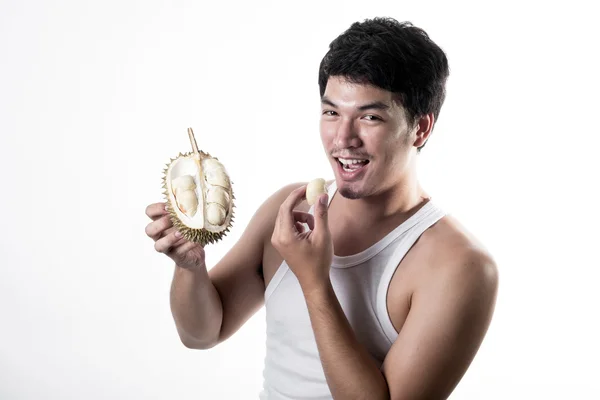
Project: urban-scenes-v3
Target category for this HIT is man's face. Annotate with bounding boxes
[320,76,417,200]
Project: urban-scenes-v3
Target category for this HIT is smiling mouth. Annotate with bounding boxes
[335,157,370,172]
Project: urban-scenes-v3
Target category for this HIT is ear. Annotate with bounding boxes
[413,113,435,148]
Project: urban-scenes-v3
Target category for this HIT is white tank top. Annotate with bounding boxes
[259,181,447,399]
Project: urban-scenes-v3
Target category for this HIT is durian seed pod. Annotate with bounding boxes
[161,127,235,246]
[175,189,198,217]
[306,178,328,206]
[172,175,196,197]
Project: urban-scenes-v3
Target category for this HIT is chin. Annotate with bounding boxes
[336,182,366,200]
[332,172,369,201]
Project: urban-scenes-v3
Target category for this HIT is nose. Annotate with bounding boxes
[334,118,362,149]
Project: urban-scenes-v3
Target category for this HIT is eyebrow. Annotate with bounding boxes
[321,96,390,111]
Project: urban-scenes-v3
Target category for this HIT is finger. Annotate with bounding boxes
[161,224,184,236]
[154,230,183,253]
[173,232,189,247]
[170,240,203,259]
[145,215,173,239]
[163,229,188,248]
[293,211,314,231]
[161,225,190,246]
[295,221,305,233]
[161,226,176,237]
[278,185,308,230]
[146,202,169,220]
[313,193,330,235]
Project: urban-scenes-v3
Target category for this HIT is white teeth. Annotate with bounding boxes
[339,158,366,165]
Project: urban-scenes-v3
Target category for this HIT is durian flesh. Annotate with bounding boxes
[162,151,234,246]
[306,178,327,206]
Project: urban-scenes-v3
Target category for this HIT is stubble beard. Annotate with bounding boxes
[338,186,363,200]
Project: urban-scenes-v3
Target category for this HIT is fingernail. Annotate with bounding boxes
[320,194,328,205]
[175,231,182,237]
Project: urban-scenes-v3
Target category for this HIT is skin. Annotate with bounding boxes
[145,76,499,399]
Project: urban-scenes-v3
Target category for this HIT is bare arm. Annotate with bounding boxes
[302,281,391,399]
[147,183,306,349]
[169,263,224,349]
[381,250,498,399]
[302,250,498,399]
[167,202,268,349]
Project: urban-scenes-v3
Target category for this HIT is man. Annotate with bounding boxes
[145,17,498,400]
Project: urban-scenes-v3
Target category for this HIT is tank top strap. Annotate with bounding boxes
[375,202,447,343]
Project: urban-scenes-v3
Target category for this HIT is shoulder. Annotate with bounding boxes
[381,214,499,399]
[244,181,311,240]
[263,181,312,213]
[415,214,499,304]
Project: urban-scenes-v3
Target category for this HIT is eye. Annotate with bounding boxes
[322,110,338,116]
[363,115,381,121]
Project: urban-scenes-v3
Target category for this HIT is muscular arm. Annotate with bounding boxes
[302,281,390,399]
[170,264,226,349]
[170,183,305,349]
[381,250,498,399]
[303,250,498,400]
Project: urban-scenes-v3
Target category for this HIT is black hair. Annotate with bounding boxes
[318,17,450,151]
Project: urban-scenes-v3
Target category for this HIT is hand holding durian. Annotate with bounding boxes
[144,127,235,270]
[145,201,208,271]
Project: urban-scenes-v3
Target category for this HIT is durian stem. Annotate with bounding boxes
[188,127,200,155]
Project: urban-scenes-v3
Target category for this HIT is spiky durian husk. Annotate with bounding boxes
[161,151,236,247]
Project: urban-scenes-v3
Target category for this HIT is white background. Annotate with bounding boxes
[1,0,599,398]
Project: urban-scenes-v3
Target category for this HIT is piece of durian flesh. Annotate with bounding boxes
[175,185,198,217]
[172,175,196,196]
[162,128,235,246]
[306,178,328,206]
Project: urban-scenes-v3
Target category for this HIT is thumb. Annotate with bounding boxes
[313,193,329,234]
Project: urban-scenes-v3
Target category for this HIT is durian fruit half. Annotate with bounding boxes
[161,127,235,246]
